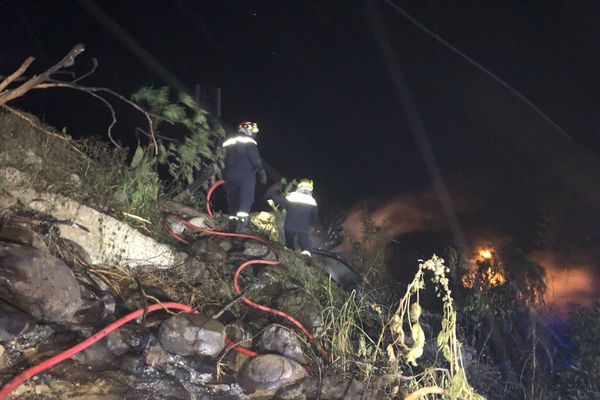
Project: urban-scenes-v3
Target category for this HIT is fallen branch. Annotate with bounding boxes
[0,44,85,106]
[0,56,35,92]
[0,44,161,154]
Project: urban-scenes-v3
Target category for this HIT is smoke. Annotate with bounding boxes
[342,181,480,244]
[529,251,599,317]
[337,178,599,317]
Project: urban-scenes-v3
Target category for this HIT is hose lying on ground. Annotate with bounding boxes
[163,179,328,360]
[0,179,328,399]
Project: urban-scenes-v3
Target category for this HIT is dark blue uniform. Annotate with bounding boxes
[222,135,263,217]
[270,191,318,253]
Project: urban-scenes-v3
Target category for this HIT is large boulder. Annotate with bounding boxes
[158,313,225,357]
[238,354,307,396]
[0,244,82,322]
[6,188,187,268]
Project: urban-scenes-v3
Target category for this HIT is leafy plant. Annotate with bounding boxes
[131,86,224,199]
[119,145,161,215]
[374,255,484,399]
[552,302,600,399]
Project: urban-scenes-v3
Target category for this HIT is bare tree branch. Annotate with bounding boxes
[0,44,86,106]
[34,81,159,154]
[0,43,163,154]
[0,57,35,92]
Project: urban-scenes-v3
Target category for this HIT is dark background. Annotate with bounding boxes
[3,1,600,260]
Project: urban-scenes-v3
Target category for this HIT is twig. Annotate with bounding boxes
[35,80,159,154]
[122,212,152,224]
[134,276,149,325]
[145,294,178,315]
[403,386,446,400]
[210,289,255,320]
[72,57,98,83]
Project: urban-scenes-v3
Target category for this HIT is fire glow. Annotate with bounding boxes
[529,251,598,317]
[462,246,507,289]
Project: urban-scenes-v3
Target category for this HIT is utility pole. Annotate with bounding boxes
[194,84,221,118]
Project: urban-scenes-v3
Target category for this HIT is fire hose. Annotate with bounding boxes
[0,179,328,399]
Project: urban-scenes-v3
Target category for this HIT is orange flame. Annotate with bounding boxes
[462,246,506,289]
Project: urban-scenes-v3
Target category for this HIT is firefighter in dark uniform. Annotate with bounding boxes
[268,179,318,256]
[222,121,267,232]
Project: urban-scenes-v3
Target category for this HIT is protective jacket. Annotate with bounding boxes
[270,191,318,232]
[222,135,263,216]
[223,135,263,179]
[270,190,318,252]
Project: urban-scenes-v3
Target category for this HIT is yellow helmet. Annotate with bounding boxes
[297,179,314,192]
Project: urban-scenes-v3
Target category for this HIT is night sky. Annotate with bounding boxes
[3,1,600,260]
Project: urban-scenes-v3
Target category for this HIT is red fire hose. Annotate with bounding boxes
[0,179,328,399]
[163,179,328,360]
[0,303,192,398]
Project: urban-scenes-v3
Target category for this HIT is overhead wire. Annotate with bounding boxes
[382,0,573,142]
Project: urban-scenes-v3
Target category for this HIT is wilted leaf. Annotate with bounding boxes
[130,146,144,169]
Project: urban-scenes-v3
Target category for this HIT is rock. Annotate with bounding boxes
[167,215,214,236]
[274,290,323,334]
[69,173,82,187]
[7,189,186,268]
[190,237,228,263]
[244,240,271,257]
[217,237,233,252]
[0,244,82,322]
[0,193,17,210]
[158,313,225,357]
[0,300,36,342]
[179,255,211,284]
[34,384,50,394]
[0,166,27,189]
[106,324,149,356]
[57,238,93,268]
[119,353,147,375]
[257,324,307,364]
[188,216,214,230]
[275,376,366,399]
[238,354,308,396]
[0,224,48,251]
[71,340,118,370]
[144,340,216,385]
[23,149,42,165]
[70,281,116,326]
[71,298,106,326]
[223,321,253,373]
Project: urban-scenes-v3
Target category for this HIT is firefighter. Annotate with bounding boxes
[268,179,318,256]
[222,121,267,232]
